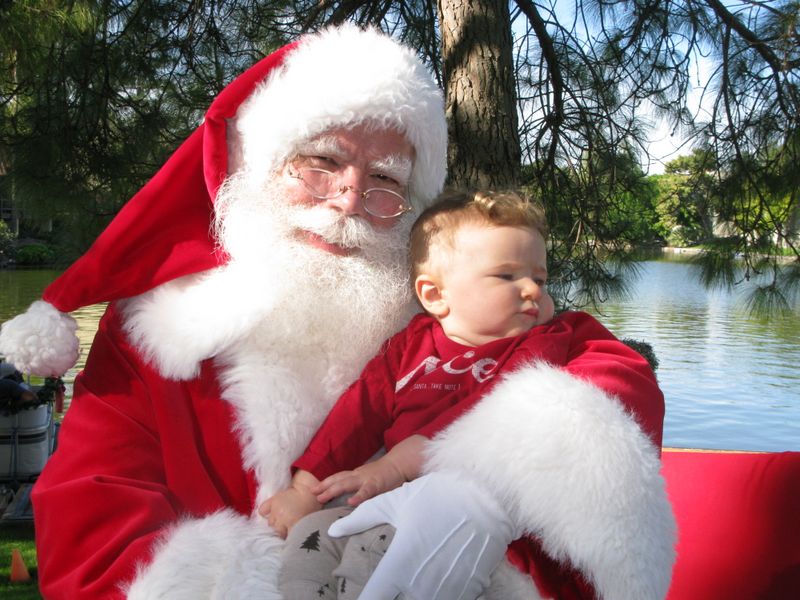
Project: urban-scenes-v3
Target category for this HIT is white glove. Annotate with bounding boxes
[327,471,517,600]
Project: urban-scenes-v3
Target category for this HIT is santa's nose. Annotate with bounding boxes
[326,169,369,218]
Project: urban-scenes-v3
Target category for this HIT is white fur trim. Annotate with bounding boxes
[0,300,79,377]
[120,264,276,380]
[426,362,676,600]
[219,350,343,505]
[235,24,447,210]
[125,509,283,599]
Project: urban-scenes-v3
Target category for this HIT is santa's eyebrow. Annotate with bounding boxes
[370,154,413,182]
[293,139,412,182]
[295,136,344,158]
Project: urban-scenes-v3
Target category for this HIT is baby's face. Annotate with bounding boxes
[430,223,554,346]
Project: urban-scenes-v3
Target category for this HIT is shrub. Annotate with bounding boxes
[0,220,15,264]
[622,338,659,373]
[667,224,705,247]
[15,244,55,266]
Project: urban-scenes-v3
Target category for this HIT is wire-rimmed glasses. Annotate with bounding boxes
[287,164,412,219]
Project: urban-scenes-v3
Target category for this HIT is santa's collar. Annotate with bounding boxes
[119,264,278,381]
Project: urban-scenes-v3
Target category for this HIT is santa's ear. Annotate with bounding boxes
[415,273,448,317]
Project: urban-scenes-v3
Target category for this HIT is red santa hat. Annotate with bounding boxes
[0,24,447,377]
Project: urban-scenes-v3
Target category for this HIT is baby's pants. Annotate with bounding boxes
[280,506,398,599]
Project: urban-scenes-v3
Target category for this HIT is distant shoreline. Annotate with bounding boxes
[661,247,703,255]
[660,246,795,263]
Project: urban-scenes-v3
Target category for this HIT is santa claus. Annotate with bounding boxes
[0,25,674,600]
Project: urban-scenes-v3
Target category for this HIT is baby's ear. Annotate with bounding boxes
[415,274,448,317]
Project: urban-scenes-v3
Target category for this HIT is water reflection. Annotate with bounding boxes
[0,269,63,315]
[589,259,800,452]
[64,303,107,400]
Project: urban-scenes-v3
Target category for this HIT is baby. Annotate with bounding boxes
[262,189,554,598]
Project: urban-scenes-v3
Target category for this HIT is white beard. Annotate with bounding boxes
[208,173,417,500]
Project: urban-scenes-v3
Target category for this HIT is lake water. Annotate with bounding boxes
[1,261,798,452]
[585,257,799,452]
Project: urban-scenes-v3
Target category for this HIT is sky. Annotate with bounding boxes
[643,56,714,175]
[644,120,696,175]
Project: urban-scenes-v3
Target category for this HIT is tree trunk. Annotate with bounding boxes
[437,0,520,189]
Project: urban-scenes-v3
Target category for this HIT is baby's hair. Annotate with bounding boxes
[409,189,548,280]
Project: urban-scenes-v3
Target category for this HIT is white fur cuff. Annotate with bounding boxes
[125,510,284,599]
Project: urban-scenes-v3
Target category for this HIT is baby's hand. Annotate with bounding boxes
[258,486,322,538]
[315,459,406,506]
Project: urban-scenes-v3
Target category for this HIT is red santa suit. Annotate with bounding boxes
[0,25,675,600]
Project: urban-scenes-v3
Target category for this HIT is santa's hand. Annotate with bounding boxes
[327,471,516,600]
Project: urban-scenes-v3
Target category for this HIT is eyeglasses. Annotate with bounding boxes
[287,164,413,219]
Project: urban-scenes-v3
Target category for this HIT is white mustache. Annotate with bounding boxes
[289,206,382,249]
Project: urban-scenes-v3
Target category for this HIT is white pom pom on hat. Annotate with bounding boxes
[0,301,79,377]
[0,25,446,377]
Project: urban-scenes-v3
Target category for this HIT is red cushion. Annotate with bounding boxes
[662,449,800,600]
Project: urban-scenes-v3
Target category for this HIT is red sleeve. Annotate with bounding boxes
[561,312,664,448]
[32,306,178,600]
[292,331,408,480]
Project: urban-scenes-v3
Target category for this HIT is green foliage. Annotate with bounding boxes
[690,238,742,290]
[649,150,719,246]
[740,259,800,317]
[743,283,797,317]
[608,176,663,246]
[14,245,55,267]
[521,150,660,310]
[512,0,798,313]
[0,1,292,256]
[0,221,16,264]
